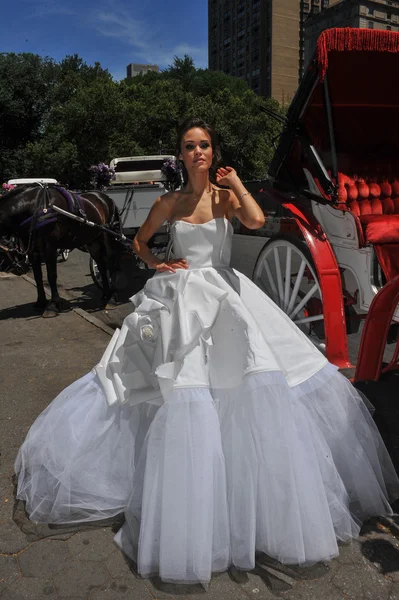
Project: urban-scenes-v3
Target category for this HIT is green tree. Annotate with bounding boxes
[0,51,285,187]
[24,78,126,188]
[164,55,196,91]
[0,53,58,180]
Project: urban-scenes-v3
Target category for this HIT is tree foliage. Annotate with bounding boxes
[0,53,285,189]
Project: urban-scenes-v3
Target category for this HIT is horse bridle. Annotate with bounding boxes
[18,183,58,255]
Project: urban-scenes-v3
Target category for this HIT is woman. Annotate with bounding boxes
[15,117,398,585]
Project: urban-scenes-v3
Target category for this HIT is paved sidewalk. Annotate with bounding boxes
[1,275,399,600]
[53,248,150,330]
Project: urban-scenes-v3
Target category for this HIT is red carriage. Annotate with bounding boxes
[231,28,399,384]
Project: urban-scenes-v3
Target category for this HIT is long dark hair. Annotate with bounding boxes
[176,116,222,184]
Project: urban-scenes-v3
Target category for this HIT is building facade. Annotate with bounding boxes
[304,0,399,68]
[300,0,331,75]
[208,0,329,104]
[126,63,160,78]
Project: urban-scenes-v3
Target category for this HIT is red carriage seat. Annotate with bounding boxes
[358,214,399,245]
[337,175,399,280]
[336,176,399,242]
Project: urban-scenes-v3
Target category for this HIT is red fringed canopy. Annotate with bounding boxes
[316,28,399,80]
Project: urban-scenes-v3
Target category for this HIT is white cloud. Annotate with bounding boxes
[93,10,153,53]
[91,4,208,71]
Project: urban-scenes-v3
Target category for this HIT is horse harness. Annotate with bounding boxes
[20,185,86,227]
[19,185,96,252]
[17,183,129,255]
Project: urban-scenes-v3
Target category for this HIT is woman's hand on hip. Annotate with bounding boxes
[153,259,189,273]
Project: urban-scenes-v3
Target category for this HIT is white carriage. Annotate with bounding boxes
[88,155,176,285]
[106,155,175,231]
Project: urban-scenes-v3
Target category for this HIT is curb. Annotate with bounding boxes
[21,274,114,337]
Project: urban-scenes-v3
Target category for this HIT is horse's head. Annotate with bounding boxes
[0,185,43,237]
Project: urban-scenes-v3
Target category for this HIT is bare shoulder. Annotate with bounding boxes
[213,185,237,217]
[155,190,179,209]
[212,185,231,202]
[137,192,178,237]
[149,190,178,218]
[213,185,236,198]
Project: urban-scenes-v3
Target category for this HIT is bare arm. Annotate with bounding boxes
[216,167,265,229]
[133,194,188,273]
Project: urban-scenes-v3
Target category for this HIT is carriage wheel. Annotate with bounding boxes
[59,249,70,262]
[89,257,104,289]
[89,237,174,289]
[164,239,174,262]
[89,247,169,290]
[134,239,174,271]
[253,235,325,344]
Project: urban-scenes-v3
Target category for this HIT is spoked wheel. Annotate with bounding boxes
[59,249,70,262]
[131,242,173,273]
[134,239,174,271]
[253,235,325,347]
[89,257,111,290]
[164,239,174,262]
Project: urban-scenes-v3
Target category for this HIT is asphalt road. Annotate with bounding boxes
[52,248,147,329]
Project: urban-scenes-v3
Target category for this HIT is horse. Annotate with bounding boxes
[0,183,124,317]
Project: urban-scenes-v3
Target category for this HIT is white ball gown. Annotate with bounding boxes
[15,217,399,584]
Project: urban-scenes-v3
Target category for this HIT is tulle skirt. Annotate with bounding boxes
[15,361,399,584]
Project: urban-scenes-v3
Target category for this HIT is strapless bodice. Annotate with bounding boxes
[171,217,233,268]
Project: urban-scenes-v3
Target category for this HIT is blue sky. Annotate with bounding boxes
[3,0,208,80]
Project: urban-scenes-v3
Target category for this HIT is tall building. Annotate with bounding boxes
[208,0,329,104]
[305,0,399,68]
[126,63,159,78]
[300,1,331,75]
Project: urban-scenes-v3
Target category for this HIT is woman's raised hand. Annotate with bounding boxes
[153,259,189,273]
[216,166,239,188]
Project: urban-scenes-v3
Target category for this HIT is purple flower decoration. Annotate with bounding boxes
[161,157,183,190]
[2,183,16,192]
[89,163,116,190]
[161,157,181,178]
